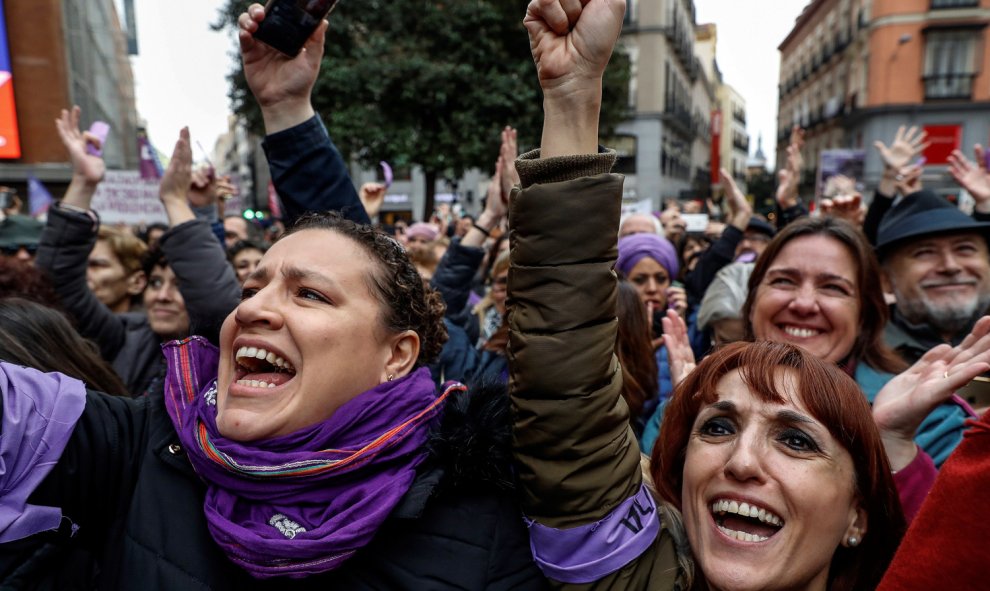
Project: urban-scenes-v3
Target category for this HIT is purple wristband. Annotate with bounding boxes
[525,483,661,583]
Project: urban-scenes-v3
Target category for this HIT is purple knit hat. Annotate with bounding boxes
[405,223,439,242]
[616,233,679,278]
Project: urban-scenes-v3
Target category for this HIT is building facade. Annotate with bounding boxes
[0,0,138,193]
[618,0,707,207]
[719,83,749,184]
[778,0,990,197]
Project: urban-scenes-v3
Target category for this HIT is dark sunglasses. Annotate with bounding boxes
[0,244,38,256]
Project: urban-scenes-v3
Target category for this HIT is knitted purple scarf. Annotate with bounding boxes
[162,337,458,579]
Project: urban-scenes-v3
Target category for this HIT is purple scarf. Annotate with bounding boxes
[163,337,459,579]
[0,363,86,542]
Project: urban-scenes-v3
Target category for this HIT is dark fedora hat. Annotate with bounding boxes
[875,190,990,258]
[746,217,776,238]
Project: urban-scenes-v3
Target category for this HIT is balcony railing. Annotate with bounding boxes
[924,73,975,99]
[931,0,978,8]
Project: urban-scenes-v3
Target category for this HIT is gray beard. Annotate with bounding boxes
[895,289,990,338]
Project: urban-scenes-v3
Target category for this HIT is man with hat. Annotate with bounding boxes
[876,190,990,363]
[0,214,43,266]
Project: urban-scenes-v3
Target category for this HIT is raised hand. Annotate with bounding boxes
[819,175,865,226]
[872,316,990,470]
[485,161,508,220]
[525,0,626,157]
[776,126,804,208]
[55,107,106,186]
[524,0,627,92]
[498,127,521,200]
[819,194,866,226]
[895,163,924,197]
[238,3,326,132]
[359,183,387,219]
[719,167,752,231]
[159,128,196,226]
[874,125,928,174]
[948,146,990,212]
[660,309,696,388]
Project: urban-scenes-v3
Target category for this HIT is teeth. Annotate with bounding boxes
[783,326,819,338]
[236,379,275,388]
[711,498,783,528]
[717,525,769,543]
[235,346,295,372]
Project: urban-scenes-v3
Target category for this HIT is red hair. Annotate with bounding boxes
[650,341,905,591]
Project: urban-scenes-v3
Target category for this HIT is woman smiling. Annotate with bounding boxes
[655,343,904,590]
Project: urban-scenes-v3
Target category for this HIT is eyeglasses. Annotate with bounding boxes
[0,244,38,256]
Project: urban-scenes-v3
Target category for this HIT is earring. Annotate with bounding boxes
[847,536,859,547]
[387,374,395,382]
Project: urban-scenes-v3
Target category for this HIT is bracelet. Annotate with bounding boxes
[471,222,491,237]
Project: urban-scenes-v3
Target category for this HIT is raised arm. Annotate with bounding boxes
[238,4,368,226]
[510,1,684,588]
[156,129,241,345]
[775,126,808,228]
[36,107,126,361]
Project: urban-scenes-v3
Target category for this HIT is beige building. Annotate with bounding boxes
[617,0,706,206]
[719,84,749,184]
[696,23,749,192]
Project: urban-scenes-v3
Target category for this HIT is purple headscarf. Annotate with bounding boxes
[616,233,679,278]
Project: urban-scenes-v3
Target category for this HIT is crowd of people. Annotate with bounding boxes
[0,0,987,589]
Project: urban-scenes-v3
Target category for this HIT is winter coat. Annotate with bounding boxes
[261,116,370,227]
[508,150,690,590]
[35,207,240,396]
[0,361,546,591]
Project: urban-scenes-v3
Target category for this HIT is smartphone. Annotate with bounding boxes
[651,308,665,340]
[253,0,340,58]
[86,121,110,157]
[682,213,709,233]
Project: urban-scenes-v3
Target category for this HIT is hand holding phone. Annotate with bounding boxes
[253,0,340,58]
[86,121,110,157]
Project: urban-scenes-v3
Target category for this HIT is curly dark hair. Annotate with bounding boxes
[0,258,62,310]
[283,212,448,366]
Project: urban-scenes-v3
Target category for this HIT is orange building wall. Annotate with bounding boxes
[5,0,71,163]
[868,0,990,106]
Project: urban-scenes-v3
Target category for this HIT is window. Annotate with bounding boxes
[931,0,978,8]
[923,29,981,99]
[610,135,638,175]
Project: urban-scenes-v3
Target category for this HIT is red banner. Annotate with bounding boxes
[710,110,722,184]
[922,124,962,165]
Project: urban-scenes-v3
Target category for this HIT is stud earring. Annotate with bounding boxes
[847,536,859,547]
[387,374,395,382]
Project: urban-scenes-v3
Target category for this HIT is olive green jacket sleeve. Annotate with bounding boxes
[508,150,688,590]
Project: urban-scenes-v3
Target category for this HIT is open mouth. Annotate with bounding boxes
[234,346,297,389]
[711,499,784,543]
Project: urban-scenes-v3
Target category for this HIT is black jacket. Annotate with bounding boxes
[35,208,240,395]
[1,382,546,591]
